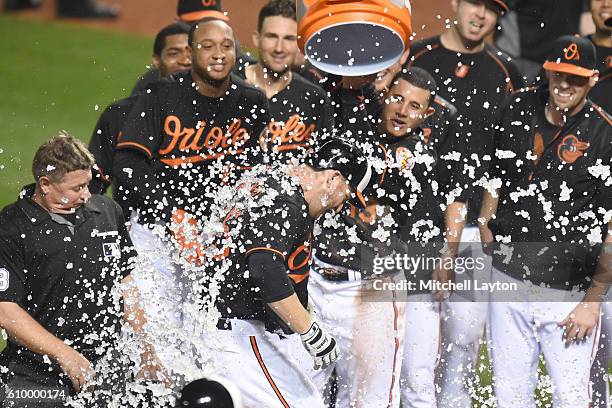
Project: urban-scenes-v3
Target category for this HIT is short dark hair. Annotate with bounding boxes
[257,0,296,32]
[153,22,190,56]
[187,17,232,47]
[390,66,437,106]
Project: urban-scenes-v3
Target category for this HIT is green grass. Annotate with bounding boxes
[0,15,151,207]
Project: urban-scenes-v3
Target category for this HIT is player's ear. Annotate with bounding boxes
[326,169,341,188]
[451,0,459,13]
[152,54,161,70]
[333,170,348,192]
[38,176,52,195]
[399,49,410,66]
[252,30,261,49]
[588,71,599,88]
[424,106,436,118]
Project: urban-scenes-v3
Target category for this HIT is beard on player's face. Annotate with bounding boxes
[256,16,298,79]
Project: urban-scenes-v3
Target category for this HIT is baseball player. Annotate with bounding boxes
[241,0,333,161]
[480,35,611,407]
[111,18,269,371]
[189,139,376,408]
[88,21,192,215]
[131,0,256,96]
[307,67,468,408]
[405,1,524,405]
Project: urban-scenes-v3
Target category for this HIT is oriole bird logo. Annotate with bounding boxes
[395,146,415,172]
[557,134,589,164]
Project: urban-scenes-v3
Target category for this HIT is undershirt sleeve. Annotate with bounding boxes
[247,251,295,303]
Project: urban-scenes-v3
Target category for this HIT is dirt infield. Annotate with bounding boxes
[2,0,454,46]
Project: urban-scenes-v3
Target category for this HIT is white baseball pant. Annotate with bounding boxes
[487,267,601,408]
[129,220,186,369]
[399,293,441,408]
[437,225,491,408]
[590,300,611,408]
[205,319,325,408]
[306,258,406,408]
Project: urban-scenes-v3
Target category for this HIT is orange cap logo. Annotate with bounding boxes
[564,43,580,61]
[202,0,216,6]
[557,134,589,164]
[454,64,469,78]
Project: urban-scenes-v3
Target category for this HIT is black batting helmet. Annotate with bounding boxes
[308,138,380,208]
[176,377,243,408]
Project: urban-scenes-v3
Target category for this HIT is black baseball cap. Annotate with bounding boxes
[543,35,597,77]
[177,0,228,23]
[308,138,377,208]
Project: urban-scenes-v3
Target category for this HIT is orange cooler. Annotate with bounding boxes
[297,0,413,76]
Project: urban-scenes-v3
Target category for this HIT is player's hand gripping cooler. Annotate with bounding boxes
[297,0,413,75]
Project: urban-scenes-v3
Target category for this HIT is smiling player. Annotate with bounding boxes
[242,0,332,161]
[405,1,524,405]
[480,35,612,407]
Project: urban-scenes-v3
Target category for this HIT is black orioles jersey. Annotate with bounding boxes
[117,72,270,221]
[407,36,525,223]
[489,87,612,289]
[315,129,437,282]
[201,171,313,333]
[239,71,334,162]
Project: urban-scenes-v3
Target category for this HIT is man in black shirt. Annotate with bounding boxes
[116,18,269,225]
[88,21,192,208]
[0,134,161,407]
[480,36,611,407]
[406,1,524,405]
[307,68,468,408]
[242,0,333,161]
[187,139,376,407]
[130,0,256,96]
[112,18,269,374]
